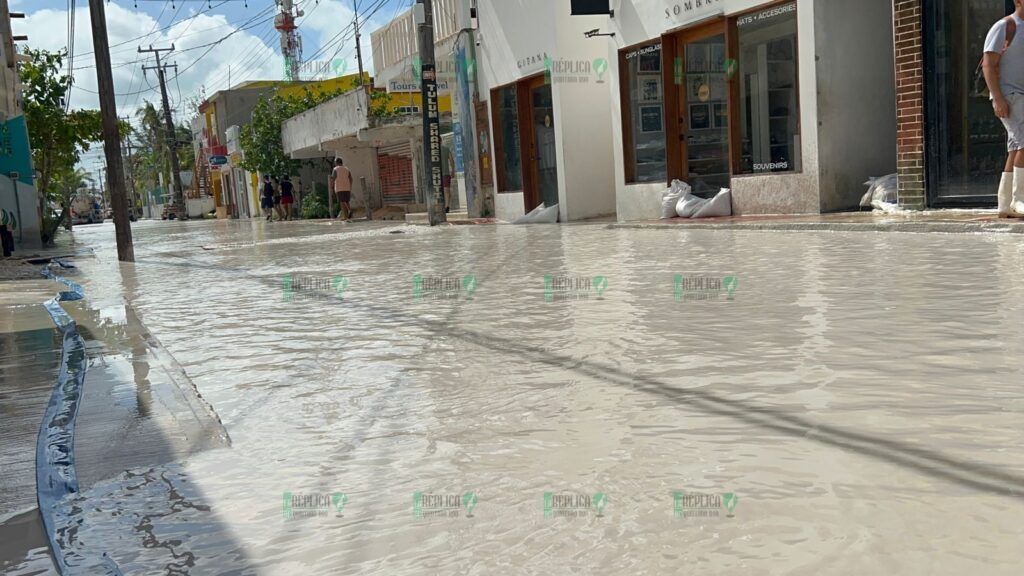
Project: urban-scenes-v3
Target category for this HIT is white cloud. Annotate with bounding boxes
[295,0,385,80]
[19,3,285,121]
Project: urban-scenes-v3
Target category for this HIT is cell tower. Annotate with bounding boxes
[275,0,303,81]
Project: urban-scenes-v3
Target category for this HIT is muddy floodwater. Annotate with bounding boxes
[5,219,1024,575]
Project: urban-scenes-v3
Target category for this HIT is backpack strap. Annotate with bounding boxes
[1003,16,1017,52]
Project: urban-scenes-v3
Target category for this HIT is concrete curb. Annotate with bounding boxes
[607,220,1024,234]
[36,268,123,576]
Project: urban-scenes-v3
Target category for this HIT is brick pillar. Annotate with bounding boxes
[894,0,927,210]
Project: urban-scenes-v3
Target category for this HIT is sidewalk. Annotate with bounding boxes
[0,266,231,571]
[609,209,1024,234]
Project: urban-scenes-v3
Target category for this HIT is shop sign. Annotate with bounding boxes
[737,2,796,27]
[389,79,450,93]
[518,52,549,71]
[209,155,228,167]
[665,0,723,20]
[625,44,661,60]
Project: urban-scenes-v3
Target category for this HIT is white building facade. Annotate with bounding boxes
[476,0,618,222]
[476,0,897,221]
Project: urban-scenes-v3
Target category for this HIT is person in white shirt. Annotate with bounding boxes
[983,0,1024,217]
[329,157,353,221]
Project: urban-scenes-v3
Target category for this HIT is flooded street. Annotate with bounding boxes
[5,219,1024,575]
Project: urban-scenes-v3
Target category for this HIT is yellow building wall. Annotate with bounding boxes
[240,73,371,100]
[381,92,452,114]
[251,172,260,215]
[239,74,452,114]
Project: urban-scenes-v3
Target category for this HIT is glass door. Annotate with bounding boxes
[530,82,560,209]
[924,0,1014,205]
[680,30,731,196]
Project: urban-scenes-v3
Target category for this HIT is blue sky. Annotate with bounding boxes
[10,0,411,171]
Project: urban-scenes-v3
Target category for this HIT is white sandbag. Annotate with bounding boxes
[676,192,709,218]
[533,204,559,223]
[862,174,898,207]
[861,177,879,208]
[693,188,733,218]
[661,180,689,219]
[871,199,905,213]
[513,203,559,224]
[511,203,545,224]
[872,174,898,204]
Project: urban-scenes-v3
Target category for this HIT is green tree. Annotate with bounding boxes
[50,167,92,231]
[19,48,104,243]
[133,101,168,197]
[238,88,340,178]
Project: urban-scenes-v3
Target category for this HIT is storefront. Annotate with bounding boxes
[477,0,617,222]
[610,0,897,219]
[919,0,1013,207]
[490,75,561,213]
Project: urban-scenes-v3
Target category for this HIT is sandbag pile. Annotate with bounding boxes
[660,180,733,219]
[512,203,559,224]
[860,174,902,212]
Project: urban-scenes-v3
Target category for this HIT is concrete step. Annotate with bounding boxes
[405,211,469,224]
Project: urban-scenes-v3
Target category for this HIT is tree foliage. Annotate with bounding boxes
[238,88,341,178]
[129,100,192,203]
[19,48,105,244]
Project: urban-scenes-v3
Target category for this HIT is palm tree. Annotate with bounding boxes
[135,101,170,196]
[45,167,93,238]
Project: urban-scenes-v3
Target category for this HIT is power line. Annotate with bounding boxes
[77,0,245,58]
[72,4,276,99]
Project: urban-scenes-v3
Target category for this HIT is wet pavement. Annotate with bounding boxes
[618,208,1024,234]
[2,218,1024,575]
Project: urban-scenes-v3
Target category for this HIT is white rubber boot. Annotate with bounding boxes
[1012,167,1024,217]
[998,171,1013,217]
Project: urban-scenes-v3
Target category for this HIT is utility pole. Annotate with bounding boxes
[353,0,365,85]
[415,0,446,226]
[120,116,138,219]
[140,45,186,220]
[88,0,134,260]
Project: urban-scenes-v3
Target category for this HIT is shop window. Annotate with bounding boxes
[621,43,667,183]
[494,85,524,191]
[737,2,800,175]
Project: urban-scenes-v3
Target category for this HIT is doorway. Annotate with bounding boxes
[528,78,560,209]
[490,75,561,216]
[674,21,732,196]
[923,0,1014,206]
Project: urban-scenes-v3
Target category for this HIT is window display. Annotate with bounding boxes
[622,43,667,183]
[737,2,800,175]
[496,86,523,191]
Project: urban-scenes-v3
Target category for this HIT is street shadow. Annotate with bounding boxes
[132,249,1024,501]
